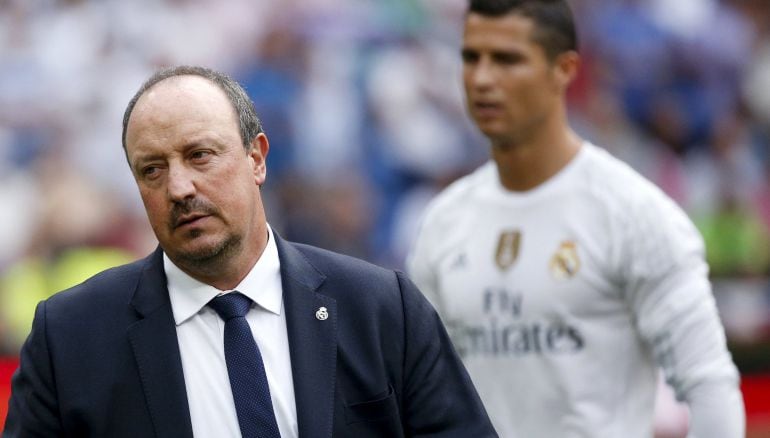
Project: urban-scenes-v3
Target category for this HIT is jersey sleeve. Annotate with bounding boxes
[406,206,444,315]
[614,186,745,438]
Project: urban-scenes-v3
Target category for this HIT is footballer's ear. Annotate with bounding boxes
[553,50,580,91]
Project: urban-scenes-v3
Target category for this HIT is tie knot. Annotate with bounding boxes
[208,292,252,320]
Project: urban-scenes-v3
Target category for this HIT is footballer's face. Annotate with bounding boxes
[462,12,565,145]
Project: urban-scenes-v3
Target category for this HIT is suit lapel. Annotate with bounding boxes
[124,238,338,437]
[127,248,193,438]
[276,236,338,438]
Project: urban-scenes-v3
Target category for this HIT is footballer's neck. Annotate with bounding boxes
[491,123,582,193]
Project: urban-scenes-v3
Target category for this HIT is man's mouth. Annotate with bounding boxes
[174,213,209,229]
[475,100,501,108]
[473,101,503,117]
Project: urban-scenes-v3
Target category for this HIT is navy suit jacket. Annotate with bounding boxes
[3,235,495,437]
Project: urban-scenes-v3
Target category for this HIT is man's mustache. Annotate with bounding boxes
[170,198,219,229]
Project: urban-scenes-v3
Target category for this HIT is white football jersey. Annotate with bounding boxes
[408,142,744,438]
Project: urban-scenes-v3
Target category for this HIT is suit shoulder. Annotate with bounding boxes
[290,243,395,284]
[44,254,149,312]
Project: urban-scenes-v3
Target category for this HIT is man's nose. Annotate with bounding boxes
[469,58,495,89]
[167,164,196,202]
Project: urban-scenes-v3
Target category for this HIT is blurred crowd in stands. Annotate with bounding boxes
[0,0,769,376]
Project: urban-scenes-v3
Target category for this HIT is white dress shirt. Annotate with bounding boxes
[165,226,298,437]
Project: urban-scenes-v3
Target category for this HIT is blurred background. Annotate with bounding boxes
[1,0,769,435]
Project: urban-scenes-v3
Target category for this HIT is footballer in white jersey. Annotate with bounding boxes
[408,142,744,437]
[412,1,745,435]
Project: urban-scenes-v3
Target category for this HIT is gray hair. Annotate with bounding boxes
[121,65,263,151]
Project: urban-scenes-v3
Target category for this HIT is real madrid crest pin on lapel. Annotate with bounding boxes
[316,307,329,321]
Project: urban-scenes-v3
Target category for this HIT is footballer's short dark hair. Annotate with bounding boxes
[468,0,577,60]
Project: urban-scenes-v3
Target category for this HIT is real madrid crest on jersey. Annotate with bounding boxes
[495,230,521,271]
[550,240,580,279]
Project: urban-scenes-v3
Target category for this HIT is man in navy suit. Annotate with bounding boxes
[3,66,496,437]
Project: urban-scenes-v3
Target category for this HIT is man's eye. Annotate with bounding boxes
[461,50,478,64]
[142,166,158,176]
[191,150,211,160]
[494,53,523,65]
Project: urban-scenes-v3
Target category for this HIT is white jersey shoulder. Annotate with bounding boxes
[417,143,703,270]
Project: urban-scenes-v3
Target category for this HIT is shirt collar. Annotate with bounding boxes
[165,225,282,325]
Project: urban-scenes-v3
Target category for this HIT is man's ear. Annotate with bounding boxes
[553,50,580,91]
[249,133,270,186]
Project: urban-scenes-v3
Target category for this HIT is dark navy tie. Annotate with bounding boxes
[208,292,281,438]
